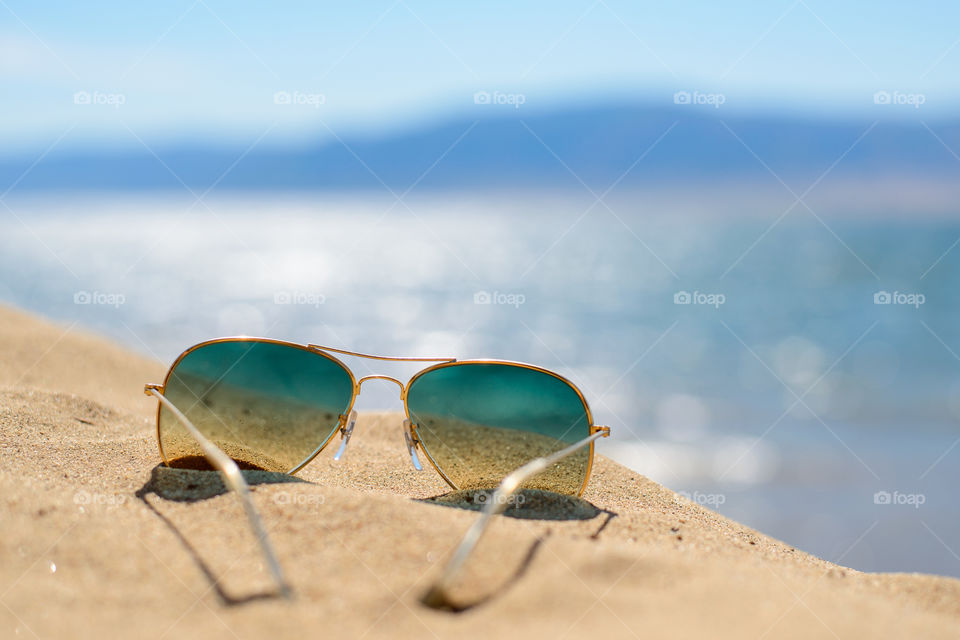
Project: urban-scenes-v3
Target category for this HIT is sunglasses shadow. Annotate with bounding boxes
[418,489,619,613]
[138,461,306,502]
[136,464,304,605]
[419,488,613,522]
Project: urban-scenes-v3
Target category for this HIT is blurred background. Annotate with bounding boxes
[2,1,959,576]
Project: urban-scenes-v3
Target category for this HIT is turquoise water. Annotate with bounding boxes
[2,191,958,576]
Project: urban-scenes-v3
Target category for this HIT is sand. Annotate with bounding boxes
[1,304,959,639]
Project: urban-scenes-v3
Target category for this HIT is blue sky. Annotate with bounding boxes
[2,0,958,154]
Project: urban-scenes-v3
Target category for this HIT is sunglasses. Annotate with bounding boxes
[144,338,611,604]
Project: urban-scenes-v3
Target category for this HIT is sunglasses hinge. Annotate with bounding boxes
[143,383,164,396]
[590,425,611,437]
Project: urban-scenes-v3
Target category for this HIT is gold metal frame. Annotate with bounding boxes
[147,337,359,475]
[145,338,611,496]
[401,358,603,496]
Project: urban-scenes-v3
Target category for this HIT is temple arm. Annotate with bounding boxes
[146,388,292,599]
[421,428,610,609]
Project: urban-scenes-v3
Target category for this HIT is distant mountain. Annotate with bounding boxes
[2,105,958,192]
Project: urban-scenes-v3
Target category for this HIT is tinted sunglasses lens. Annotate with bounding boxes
[158,341,354,472]
[406,363,591,495]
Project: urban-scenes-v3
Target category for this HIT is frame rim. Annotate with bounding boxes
[154,336,359,474]
[402,359,598,497]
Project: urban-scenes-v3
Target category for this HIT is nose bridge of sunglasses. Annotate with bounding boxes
[335,375,418,465]
[355,374,406,394]
[353,374,408,423]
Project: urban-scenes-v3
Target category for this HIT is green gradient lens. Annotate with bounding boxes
[406,363,592,495]
[158,340,354,472]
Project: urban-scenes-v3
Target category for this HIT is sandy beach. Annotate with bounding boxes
[1,304,958,639]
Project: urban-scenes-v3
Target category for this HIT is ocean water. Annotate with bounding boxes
[2,191,959,577]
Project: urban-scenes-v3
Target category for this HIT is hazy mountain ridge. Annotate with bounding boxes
[3,105,958,192]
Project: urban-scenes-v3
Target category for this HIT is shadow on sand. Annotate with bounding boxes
[135,464,303,605]
[418,488,618,612]
[136,466,617,611]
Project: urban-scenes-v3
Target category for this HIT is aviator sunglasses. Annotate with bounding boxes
[144,338,611,605]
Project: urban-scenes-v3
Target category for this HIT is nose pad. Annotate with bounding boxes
[333,410,358,461]
[402,419,423,471]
